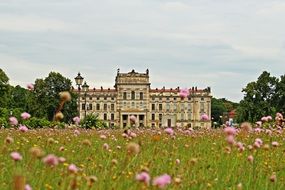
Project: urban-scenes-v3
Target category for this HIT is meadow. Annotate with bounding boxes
[1,125,285,190]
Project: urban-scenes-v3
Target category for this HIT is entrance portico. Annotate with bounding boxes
[120,112,147,128]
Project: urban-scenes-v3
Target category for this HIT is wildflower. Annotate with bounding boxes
[5,136,14,144]
[59,91,71,102]
[224,127,236,136]
[266,116,272,121]
[201,113,209,121]
[73,116,80,125]
[179,88,189,99]
[261,116,268,122]
[164,128,174,135]
[74,129,80,135]
[25,184,32,190]
[130,115,137,124]
[255,138,263,146]
[11,152,22,161]
[87,176,98,186]
[21,112,31,120]
[103,143,109,150]
[175,159,180,165]
[247,155,254,163]
[19,125,28,132]
[9,117,18,126]
[136,171,150,185]
[58,157,66,163]
[126,142,140,155]
[27,83,34,91]
[29,147,44,158]
[130,132,137,138]
[82,139,92,146]
[226,135,235,145]
[42,154,59,167]
[153,174,171,189]
[68,164,78,173]
[55,112,64,121]
[240,122,252,132]
[272,141,279,147]
[255,121,262,127]
[100,134,107,139]
[270,173,276,182]
[111,159,118,165]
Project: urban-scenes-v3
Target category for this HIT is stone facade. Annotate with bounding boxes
[77,69,212,128]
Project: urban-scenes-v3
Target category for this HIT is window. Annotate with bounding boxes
[97,97,100,100]
[123,92,127,100]
[159,104,162,111]
[96,104,100,110]
[89,103,92,110]
[173,104,177,111]
[104,104,107,111]
[200,102,205,113]
[111,104,114,111]
[159,114,162,121]
[111,113,114,120]
[166,103,170,111]
[82,103,85,110]
[140,92,143,100]
[152,96,155,100]
[174,97,176,101]
[152,114,155,121]
[181,103,185,110]
[201,97,204,101]
[131,91,135,100]
[131,102,135,108]
[89,96,92,100]
[111,97,114,100]
[181,113,184,121]
[104,97,107,100]
[152,104,155,111]
[104,113,107,120]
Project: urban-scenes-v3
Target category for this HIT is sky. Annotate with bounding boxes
[1,0,285,102]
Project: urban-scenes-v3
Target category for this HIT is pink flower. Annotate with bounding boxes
[68,164,78,173]
[103,143,109,150]
[136,172,151,185]
[201,114,209,121]
[175,159,180,165]
[100,134,107,139]
[247,155,254,163]
[164,128,174,135]
[179,88,189,99]
[255,138,263,146]
[27,83,34,91]
[10,152,22,161]
[73,116,80,125]
[261,116,268,122]
[226,135,235,145]
[21,112,31,120]
[266,116,272,121]
[130,132,137,138]
[19,125,28,132]
[130,115,137,124]
[224,127,236,136]
[272,141,279,147]
[9,117,18,126]
[153,174,171,188]
[255,121,262,127]
[254,128,261,133]
[58,157,66,163]
[25,184,32,190]
[42,154,59,167]
[74,129,80,135]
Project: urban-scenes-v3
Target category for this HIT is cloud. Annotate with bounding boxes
[161,2,191,11]
[0,15,71,32]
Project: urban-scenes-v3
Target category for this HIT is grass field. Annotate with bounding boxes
[0,127,284,190]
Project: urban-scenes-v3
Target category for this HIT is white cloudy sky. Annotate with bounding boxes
[1,0,285,102]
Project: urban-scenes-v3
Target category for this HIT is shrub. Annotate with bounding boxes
[0,117,8,128]
[23,117,51,128]
[80,113,108,129]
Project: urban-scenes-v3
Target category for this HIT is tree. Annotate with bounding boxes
[236,71,278,122]
[274,74,285,114]
[33,72,78,122]
[0,69,10,108]
[211,98,227,122]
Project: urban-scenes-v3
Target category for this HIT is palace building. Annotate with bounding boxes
[76,69,212,128]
